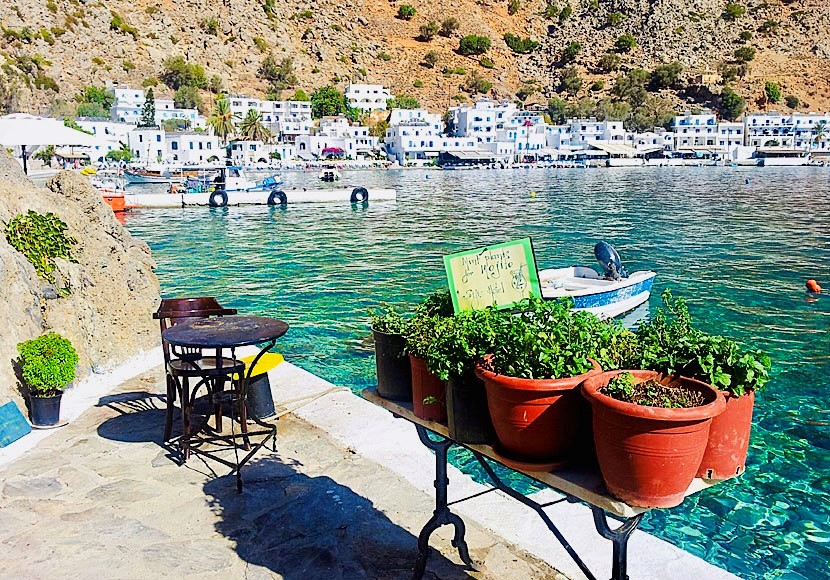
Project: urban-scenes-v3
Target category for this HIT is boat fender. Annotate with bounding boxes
[806,279,822,293]
[350,187,369,203]
[209,189,228,207]
[267,189,288,206]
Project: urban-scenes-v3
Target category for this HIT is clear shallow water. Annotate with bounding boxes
[126,167,830,580]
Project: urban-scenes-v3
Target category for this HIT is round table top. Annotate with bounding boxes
[161,316,289,348]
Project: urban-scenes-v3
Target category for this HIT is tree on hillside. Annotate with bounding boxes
[628,94,674,132]
[207,96,237,143]
[458,35,491,56]
[174,85,203,110]
[612,68,649,108]
[387,95,420,109]
[160,55,207,90]
[75,85,114,117]
[291,89,309,101]
[259,55,297,97]
[238,109,271,142]
[310,86,348,118]
[139,88,156,127]
[764,81,782,104]
[719,87,746,121]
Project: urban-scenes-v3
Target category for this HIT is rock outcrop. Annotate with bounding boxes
[0,151,160,408]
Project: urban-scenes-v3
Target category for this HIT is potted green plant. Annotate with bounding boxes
[425,308,499,444]
[624,290,771,480]
[581,370,725,508]
[17,332,79,427]
[403,290,455,422]
[369,304,412,402]
[474,298,613,463]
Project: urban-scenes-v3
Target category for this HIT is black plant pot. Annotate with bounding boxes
[246,373,276,420]
[372,329,412,401]
[447,372,495,444]
[29,392,63,426]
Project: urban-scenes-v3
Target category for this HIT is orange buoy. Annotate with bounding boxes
[806,279,822,293]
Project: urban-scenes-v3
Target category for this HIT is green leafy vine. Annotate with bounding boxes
[4,210,77,295]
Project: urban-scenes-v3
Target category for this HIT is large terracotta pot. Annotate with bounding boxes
[582,370,726,508]
[410,354,447,423]
[474,357,602,461]
[697,390,755,480]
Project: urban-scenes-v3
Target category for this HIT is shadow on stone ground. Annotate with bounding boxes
[95,390,477,579]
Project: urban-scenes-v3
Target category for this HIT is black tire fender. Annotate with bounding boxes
[267,189,288,206]
[350,187,369,203]
[209,189,228,207]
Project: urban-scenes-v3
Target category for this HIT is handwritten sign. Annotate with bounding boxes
[443,238,541,313]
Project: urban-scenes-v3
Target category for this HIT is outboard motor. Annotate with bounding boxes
[594,241,628,280]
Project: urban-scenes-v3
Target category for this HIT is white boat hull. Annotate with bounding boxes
[539,266,656,319]
[125,187,396,208]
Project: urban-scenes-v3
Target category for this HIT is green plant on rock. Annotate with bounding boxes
[764,81,781,103]
[422,50,440,68]
[784,94,799,109]
[614,34,637,53]
[480,56,495,69]
[397,4,416,20]
[607,11,625,26]
[419,21,440,41]
[4,211,77,291]
[109,11,138,39]
[503,33,539,54]
[562,41,581,63]
[440,17,460,38]
[508,0,521,15]
[723,2,745,21]
[17,332,79,397]
[734,46,756,63]
[458,35,491,56]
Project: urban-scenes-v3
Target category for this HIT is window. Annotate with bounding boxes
[171,142,179,150]
[156,135,162,142]
[189,142,194,150]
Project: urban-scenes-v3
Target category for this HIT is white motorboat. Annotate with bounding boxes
[539,242,656,319]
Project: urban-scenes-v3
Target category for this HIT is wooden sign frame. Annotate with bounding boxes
[443,237,542,314]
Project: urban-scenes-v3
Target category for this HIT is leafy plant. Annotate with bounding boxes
[369,304,409,335]
[440,17,460,37]
[734,46,756,63]
[480,56,495,69]
[607,11,625,26]
[602,373,705,408]
[109,11,138,39]
[784,94,799,109]
[419,21,439,41]
[458,35,491,56]
[596,52,621,73]
[615,34,637,53]
[764,81,782,103]
[623,289,771,396]
[17,332,78,397]
[508,0,521,15]
[388,94,420,109]
[160,55,207,89]
[561,41,581,63]
[397,4,416,20]
[422,50,440,68]
[724,2,745,21]
[503,33,539,54]
[414,289,454,318]
[4,211,77,290]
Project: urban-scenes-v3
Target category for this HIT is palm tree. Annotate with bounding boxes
[238,109,272,142]
[811,120,827,153]
[207,97,237,144]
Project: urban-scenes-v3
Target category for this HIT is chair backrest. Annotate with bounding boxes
[154,297,237,363]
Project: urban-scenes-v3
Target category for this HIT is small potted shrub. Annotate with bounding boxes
[624,290,771,480]
[403,290,454,422]
[474,298,609,463]
[425,308,500,443]
[370,304,412,401]
[17,332,79,427]
[581,370,725,508]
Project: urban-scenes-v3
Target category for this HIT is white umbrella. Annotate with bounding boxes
[0,114,98,173]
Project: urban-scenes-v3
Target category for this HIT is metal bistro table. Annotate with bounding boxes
[361,388,717,580]
[162,315,289,491]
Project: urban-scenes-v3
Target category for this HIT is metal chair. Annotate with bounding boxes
[154,298,237,443]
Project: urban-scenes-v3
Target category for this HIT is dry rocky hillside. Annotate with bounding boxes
[1,0,829,118]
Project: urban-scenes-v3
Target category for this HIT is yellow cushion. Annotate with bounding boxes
[234,352,284,379]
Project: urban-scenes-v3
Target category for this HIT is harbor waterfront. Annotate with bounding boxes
[125,166,830,580]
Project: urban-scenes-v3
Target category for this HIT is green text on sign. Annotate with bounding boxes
[443,237,542,314]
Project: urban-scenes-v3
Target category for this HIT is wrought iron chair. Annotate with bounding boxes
[154,298,238,443]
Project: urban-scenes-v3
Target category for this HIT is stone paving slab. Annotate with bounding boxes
[0,368,564,580]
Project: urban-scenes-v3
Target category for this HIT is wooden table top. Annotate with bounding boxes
[361,388,717,518]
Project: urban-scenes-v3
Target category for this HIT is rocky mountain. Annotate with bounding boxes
[1,0,829,117]
[0,151,160,409]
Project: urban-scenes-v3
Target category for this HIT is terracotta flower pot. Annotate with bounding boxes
[582,370,726,508]
[410,354,447,423]
[697,390,755,480]
[474,357,602,461]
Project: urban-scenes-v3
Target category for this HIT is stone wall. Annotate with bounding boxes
[0,151,160,408]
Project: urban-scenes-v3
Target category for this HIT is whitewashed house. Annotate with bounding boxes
[345,84,391,111]
[228,95,313,142]
[74,118,134,162]
[744,112,830,151]
[108,86,205,128]
[295,115,379,159]
[450,99,518,144]
[166,132,220,164]
[127,127,166,162]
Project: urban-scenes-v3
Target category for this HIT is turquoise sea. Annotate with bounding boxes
[126,167,830,580]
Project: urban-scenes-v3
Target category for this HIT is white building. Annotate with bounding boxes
[166,132,220,164]
[672,113,720,149]
[450,99,519,144]
[345,84,391,111]
[127,127,166,162]
[295,115,379,159]
[495,111,548,160]
[228,95,313,142]
[567,118,626,149]
[74,118,134,162]
[108,86,205,128]
[744,112,830,151]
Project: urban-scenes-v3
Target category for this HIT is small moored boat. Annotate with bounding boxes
[540,242,656,319]
[319,168,341,182]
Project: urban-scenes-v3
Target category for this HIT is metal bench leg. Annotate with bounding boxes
[412,425,477,580]
[590,507,643,580]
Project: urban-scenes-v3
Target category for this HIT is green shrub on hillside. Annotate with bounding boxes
[480,56,495,69]
[560,66,582,95]
[784,95,799,109]
[419,21,440,41]
[615,34,636,53]
[607,11,625,26]
[719,87,746,121]
[463,70,492,94]
[734,46,756,63]
[508,0,521,15]
[110,11,138,39]
[562,41,581,62]
[397,5,416,20]
[596,52,621,73]
[458,35,491,55]
[764,81,781,103]
[504,33,539,54]
[160,55,207,89]
[440,17,460,37]
[422,50,440,68]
